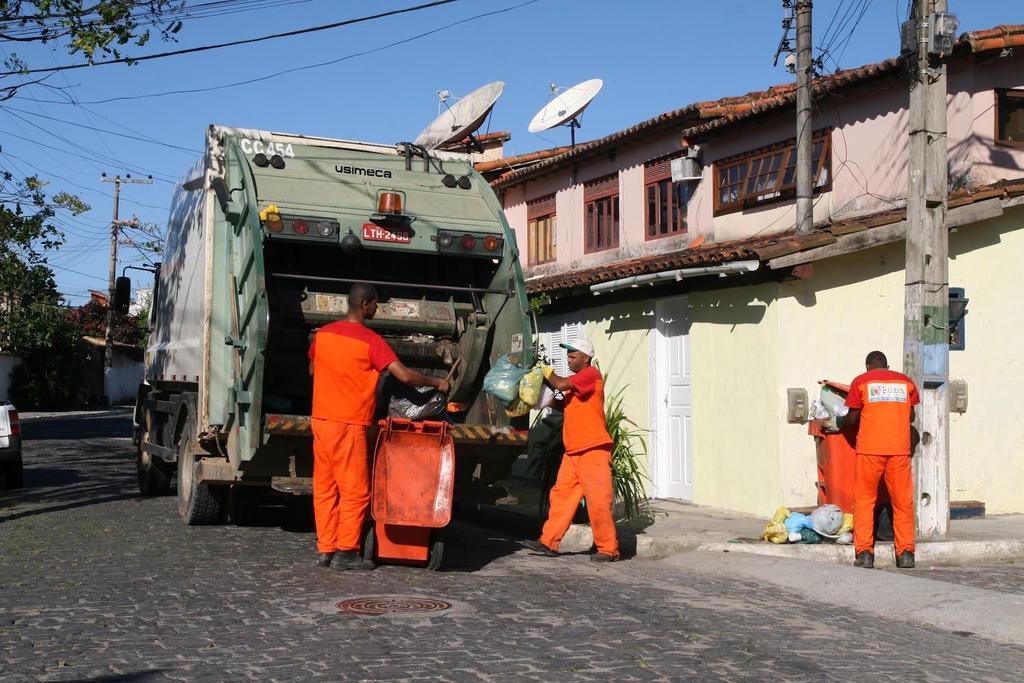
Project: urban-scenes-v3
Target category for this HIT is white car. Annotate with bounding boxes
[0,403,22,488]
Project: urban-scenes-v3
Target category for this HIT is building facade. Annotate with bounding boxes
[489,25,1024,515]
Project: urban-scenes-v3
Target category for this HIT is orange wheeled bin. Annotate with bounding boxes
[809,380,889,515]
[364,418,454,570]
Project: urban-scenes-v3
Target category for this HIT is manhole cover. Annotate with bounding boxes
[337,596,452,616]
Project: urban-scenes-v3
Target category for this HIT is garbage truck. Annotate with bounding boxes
[122,125,532,526]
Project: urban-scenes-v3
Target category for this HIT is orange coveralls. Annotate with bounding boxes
[540,365,619,558]
[308,321,396,554]
[845,368,920,556]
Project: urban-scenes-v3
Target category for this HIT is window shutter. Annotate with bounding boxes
[527,194,556,219]
[539,319,584,376]
[584,174,618,201]
[644,153,683,183]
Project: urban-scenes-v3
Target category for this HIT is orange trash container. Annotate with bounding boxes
[365,418,454,570]
[809,380,888,514]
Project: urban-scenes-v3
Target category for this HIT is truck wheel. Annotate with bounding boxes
[176,419,225,525]
[137,408,171,496]
[427,530,445,571]
[2,455,23,489]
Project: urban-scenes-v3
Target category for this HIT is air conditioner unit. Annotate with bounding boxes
[671,157,702,182]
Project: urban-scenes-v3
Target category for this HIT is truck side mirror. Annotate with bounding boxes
[114,276,132,315]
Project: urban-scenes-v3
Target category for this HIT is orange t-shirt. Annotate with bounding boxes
[308,321,397,425]
[562,365,613,456]
[845,368,920,456]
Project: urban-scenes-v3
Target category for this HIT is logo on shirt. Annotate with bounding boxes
[867,382,908,403]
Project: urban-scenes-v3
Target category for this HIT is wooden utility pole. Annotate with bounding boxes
[101,174,152,405]
[904,0,951,538]
[794,0,814,234]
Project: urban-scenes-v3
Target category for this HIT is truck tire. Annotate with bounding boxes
[137,406,171,496]
[176,418,225,525]
[2,455,23,489]
[362,525,377,563]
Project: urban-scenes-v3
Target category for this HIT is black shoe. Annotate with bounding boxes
[522,539,559,557]
[896,550,916,569]
[590,553,618,563]
[854,550,874,569]
[315,552,335,568]
[330,550,375,571]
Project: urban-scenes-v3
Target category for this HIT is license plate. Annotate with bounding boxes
[362,223,410,243]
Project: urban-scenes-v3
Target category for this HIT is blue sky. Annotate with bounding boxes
[0,0,1015,304]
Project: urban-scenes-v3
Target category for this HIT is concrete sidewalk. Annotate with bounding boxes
[481,488,1024,566]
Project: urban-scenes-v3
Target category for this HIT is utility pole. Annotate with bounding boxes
[903,0,955,538]
[101,173,152,405]
[794,0,814,234]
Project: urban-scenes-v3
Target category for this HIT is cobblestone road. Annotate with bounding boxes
[3,411,1024,682]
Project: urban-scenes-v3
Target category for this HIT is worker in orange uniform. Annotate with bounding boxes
[843,350,919,570]
[523,338,620,562]
[308,283,449,570]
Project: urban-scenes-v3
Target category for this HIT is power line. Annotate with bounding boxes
[0,105,199,153]
[0,0,461,76]
[26,0,542,105]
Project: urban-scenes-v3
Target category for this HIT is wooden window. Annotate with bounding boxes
[526,195,556,265]
[584,174,619,253]
[645,154,689,240]
[996,89,1024,148]
[714,130,832,216]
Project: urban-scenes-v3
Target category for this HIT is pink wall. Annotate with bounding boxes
[500,52,1024,278]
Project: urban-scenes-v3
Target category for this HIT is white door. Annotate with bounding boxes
[653,297,693,500]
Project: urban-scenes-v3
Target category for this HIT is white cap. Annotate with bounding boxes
[560,338,595,358]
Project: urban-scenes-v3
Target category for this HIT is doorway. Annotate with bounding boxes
[651,297,693,500]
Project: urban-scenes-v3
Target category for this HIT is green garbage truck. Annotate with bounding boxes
[123,125,532,525]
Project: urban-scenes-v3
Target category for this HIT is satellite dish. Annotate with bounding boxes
[528,78,603,147]
[414,80,505,150]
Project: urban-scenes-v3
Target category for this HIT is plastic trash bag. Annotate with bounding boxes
[810,504,844,537]
[483,355,528,403]
[784,511,813,535]
[505,396,532,418]
[836,513,854,537]
[762,521,789,544]
[518,366,545,406]
[772,507,790,524]
[836,532,854,545]
[382,376,448,421]
[535,385,560,411]
[799,528,822,544]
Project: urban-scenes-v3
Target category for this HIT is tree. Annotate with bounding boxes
[1,1,186,99]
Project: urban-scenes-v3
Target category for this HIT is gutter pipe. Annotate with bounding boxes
[589,260,760,295]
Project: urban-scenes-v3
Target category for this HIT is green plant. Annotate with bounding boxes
[605,387,653,523]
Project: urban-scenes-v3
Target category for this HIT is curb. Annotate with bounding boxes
[687,539,1024,566]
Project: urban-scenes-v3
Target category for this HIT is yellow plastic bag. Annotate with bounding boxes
[762,506,791,544]
[504,396,532,418]
[772,506,790,524]
[518,367,545,407]
[763,521,789,544]
[836,513,854,536]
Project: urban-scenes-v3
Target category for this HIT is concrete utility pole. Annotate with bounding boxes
[904,0,951,538]
[101,174,152,405]
[794,0,814,234]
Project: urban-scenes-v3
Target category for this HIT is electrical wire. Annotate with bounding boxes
[1,0,461,76]
[1,105,199,153]
[27,0,542,105]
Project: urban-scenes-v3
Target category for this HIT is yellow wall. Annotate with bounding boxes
[685,209,1024,515]
[946,213,1024,513]
[689,284,782,513]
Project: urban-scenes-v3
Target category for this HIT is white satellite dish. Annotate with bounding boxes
[414,80,505,150]
[528,78,603,147]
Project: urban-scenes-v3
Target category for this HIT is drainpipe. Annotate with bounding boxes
[589,260,760,296]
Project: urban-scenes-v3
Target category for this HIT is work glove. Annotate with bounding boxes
[542,366,555,379]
